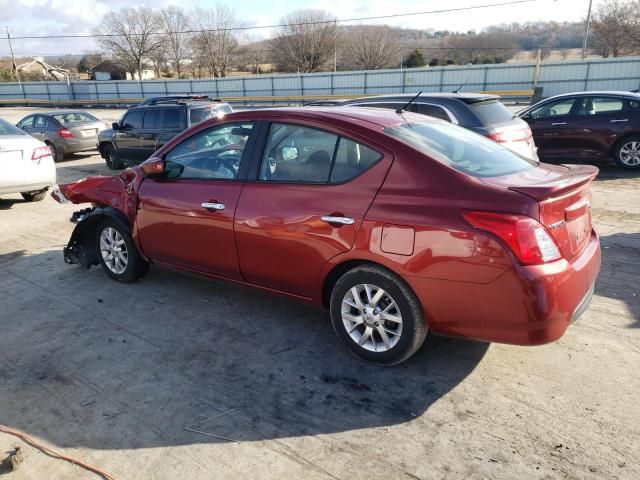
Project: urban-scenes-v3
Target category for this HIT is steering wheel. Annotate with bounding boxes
[209,137,232,148]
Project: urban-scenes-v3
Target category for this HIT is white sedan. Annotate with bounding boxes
[0,118,56,202]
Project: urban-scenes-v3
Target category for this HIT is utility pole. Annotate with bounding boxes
[5,26,21,84]
[582,0,594,60]
[334,19,337,73]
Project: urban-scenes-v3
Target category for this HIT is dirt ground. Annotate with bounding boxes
[0,106,638,480]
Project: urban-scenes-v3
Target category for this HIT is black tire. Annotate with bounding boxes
[95,218,148,283]
[103,144,124,170]
[46,142,63,163]
[329,265,428,366]
[21,189,47,202]
[613,134,640,170]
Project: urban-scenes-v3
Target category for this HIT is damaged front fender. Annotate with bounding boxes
[53,168,144,268]
[51,168,143,227]
[64,207,132,268]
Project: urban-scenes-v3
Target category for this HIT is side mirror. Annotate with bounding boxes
[141,157,164,176]
[112,122,120,130]
[521,112,534,123]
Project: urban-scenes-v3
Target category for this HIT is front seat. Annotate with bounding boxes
[583,99,596,115]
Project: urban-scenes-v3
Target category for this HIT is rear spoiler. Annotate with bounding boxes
[508,165,599,201]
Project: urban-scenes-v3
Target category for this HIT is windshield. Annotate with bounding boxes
[384,121,536,178]
[0,119,27,135]
[469,100,515,125]
[53,112,98,125]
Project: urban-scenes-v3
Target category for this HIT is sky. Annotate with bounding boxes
[0,0,595,58]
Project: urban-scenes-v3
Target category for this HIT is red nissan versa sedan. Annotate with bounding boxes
[51,107,601,365]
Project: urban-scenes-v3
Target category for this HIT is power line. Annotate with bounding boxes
[2,0,540,40]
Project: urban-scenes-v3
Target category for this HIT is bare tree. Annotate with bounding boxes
[94,7,164,80]
[190,4,241,77]
[591,0,634,57]
[271,9,337,72]
[160,6,190,78]
[344,25,401,70]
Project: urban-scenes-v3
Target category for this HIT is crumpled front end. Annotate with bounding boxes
[51,169,143,268]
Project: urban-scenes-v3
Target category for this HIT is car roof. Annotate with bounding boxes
[26,110,91,116]
[546,91,640,100]
[346,92,500,104]
[228,106,431,128]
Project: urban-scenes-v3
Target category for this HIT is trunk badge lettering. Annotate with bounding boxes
[548,219,566,229]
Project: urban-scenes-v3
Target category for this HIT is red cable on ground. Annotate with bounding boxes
[0,424,115,480]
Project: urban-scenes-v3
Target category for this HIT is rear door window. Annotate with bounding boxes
[35,116,49,129]
[469,100,515,125]
[385,121,536,178]
[142,110,160,129]
[162,108,184,129]
[574,97,625,116]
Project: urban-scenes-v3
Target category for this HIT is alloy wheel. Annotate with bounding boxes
[619,141,640,166]
[341,284,403,352]
[99,227,128,274]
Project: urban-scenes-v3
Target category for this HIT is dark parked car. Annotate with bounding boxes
[17,110,106,162]
[518,91,640,169]
[53,107,600,365]
[98,99,233,169]
[333,93,537,160]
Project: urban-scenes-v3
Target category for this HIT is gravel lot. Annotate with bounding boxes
[0,106,638,480]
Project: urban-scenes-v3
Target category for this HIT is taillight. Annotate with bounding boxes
[31,146,51,161]
[58,127,74,138]
[462,211,561,265]
[486,127,531,143]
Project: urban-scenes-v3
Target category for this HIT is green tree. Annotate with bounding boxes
[404,49,426,68]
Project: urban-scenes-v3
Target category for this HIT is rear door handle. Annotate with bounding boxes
[611,119,629,123]
[321,215,354,225]
[551,122,567,126]
[201,202,225,211]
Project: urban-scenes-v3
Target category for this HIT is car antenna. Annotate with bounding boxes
[452,79,469,93]
[396,91,423,113]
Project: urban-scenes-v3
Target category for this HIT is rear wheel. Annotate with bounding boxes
[103,144,124,170]
[96,218,148,282]
[613,135,640,170]
[21,189,47,202]
[46,142,63,163]
[329,265,428,366]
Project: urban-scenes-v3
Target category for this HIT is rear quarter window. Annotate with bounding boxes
[385,121,536,178]
[468,100,515,125]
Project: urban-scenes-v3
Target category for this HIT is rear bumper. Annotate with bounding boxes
[0,157,56,195]
[59,138,98,154]
[407,229,601,345]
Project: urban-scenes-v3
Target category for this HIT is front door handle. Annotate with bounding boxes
[611,119,629,123]
[201,202,225,211]
[551,122,567,126]
[321,215,355,225]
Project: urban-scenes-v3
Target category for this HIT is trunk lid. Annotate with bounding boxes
[481,163,598,261]
[0,135,37,169]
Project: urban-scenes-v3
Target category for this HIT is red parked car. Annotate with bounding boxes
[52,107,601,365]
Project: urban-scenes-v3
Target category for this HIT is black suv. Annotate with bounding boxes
[330,93,536,160]
[98,99,233,169]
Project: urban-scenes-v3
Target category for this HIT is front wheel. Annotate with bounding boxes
[613,135,640,170]
[103,144,124,170]
[96,218,148,282]
[329,265,428,366]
